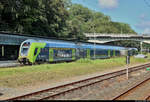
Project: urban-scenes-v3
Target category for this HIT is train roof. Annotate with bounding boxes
[23,39,127,50]
[24,39,77,48]
[127,48,138,50]
[81,43,126,50]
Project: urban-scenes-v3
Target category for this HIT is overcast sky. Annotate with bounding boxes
[72,0,150,35]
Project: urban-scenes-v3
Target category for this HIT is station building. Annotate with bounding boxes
[0,32,59,60]
[0,32,85,60]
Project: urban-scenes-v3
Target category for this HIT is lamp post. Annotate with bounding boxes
[92,23,96,60]
[94,31,96,59]
[126,50,130,80]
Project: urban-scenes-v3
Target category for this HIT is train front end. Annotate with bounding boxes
[18,41,31,65]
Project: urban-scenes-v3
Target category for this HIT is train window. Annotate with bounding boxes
[21,48,28,56]
[34,48,38,56]
[23,42,30,47]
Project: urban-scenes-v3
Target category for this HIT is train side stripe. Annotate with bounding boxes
[28,43,46,63]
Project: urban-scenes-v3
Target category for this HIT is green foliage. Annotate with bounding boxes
[0,0,68,37]
[65,4,136,41]
[0,0,136,41]
[0,56,149,87]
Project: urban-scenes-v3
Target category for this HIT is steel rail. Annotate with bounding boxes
[112,75,150,100]
[7,63,150,100]
[39,63,150,100]
[145,95,150,100]
[39,71,127,100]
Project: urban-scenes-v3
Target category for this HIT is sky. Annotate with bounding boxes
[71,0,150,35]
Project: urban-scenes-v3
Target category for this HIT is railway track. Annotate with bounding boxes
[145,95,150,100]
[113,73,150,100]
[6,63,150,100]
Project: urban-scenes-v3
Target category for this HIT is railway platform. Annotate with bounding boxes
[0,60,19,68]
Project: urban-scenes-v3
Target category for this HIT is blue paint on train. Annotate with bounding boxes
[45,43,76,48]
[18,39,138,64]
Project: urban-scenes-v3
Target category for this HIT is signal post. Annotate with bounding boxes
[126,51,130,80]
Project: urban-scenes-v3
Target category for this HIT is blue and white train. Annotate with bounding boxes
[18,39,138,65]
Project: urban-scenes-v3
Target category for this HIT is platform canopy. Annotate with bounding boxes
[0,33,28,45]
[0,32,68,45]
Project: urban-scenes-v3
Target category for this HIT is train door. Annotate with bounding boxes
[87,49,91,59]
[72,49,76,60]
[49,48,54,62]
[108,50,111,57]
[79,48,84,58]
[75,48,80,59]
[79,48,87,58]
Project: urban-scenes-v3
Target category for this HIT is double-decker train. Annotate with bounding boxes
[18,39,138,65]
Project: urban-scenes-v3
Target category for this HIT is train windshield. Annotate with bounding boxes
[20,42,30,56]
[21,48,28,56]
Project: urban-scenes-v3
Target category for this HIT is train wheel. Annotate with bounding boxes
[18,60,22,64]
[36,61,41,65]
[22,61,26,65]
[27,61,32,65]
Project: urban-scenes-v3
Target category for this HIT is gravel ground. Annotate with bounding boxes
[65,70,150,100]
[47,69,148,100]
[117,76,150,100]
[0,62,150,100]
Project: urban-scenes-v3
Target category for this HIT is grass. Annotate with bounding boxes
[0,55,150,88]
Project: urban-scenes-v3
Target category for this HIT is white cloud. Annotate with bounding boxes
[136,21,150,29]
[143,28,150,34]
[98,0,118,9]
[139,13,149,21]
[135,14,150,34]
[140,14,147,19]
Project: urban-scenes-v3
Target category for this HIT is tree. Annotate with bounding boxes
[0,0,69,37]
[0,1,137,42]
